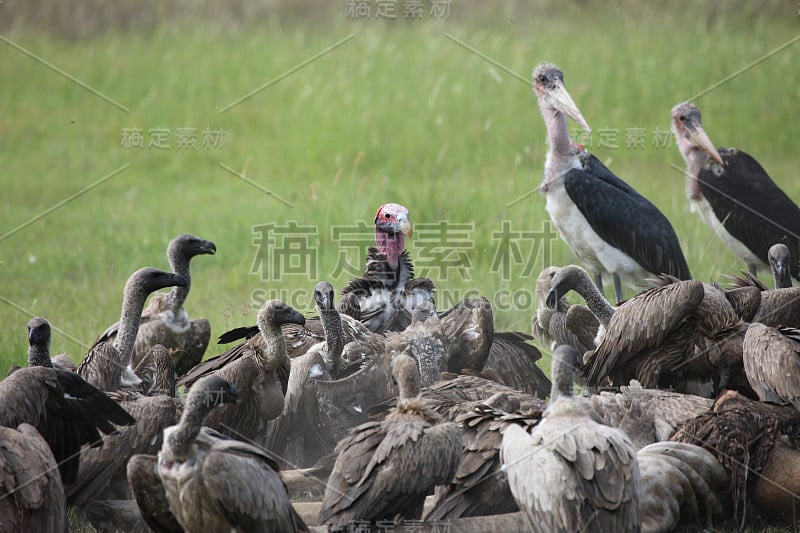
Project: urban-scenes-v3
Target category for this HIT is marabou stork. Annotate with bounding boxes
[672,102,800,281]
[534,63,691,304]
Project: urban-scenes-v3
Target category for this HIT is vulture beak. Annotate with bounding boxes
[774,260,788,281]
[685,120,724,166]
[545,288,558,309]
[546,81,591,133]
[398,217,413,238]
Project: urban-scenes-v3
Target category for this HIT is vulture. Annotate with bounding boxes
[318,353,462,530]
[177,299,305,443]
[429,379,711,522]
[636,442,729,532]
[337,202,435,333]
[534,62,690,304]
[129,375,307,532]
[725,268,800,328]
[532,266,599,354]
[672,101,800,281]
[93,233,216,375]
[582,276,749,396]
[264,281,349,466]
[743,323,800,411]
[78,267,188,391]
[767,243,793,288]
[545,264,615,338]
[501,345,640,532]
[1,317,135,486]
[0,423,67,533]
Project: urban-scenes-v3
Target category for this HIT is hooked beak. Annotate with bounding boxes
[546,81,591,133]
[774,261,788,281]
[685,121,724,166]
[398,217,413,238]
[545,288,558,309]
[201,241,217,255]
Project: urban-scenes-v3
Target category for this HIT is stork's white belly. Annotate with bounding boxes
[689,196,766,268]
[545,180,650,287]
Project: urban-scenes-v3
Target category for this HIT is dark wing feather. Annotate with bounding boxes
[565,156,691,280]
[480,332,550,398]
[584,281,705,386]
[127,454,183,533]
[0,368,135,485]
[700,149,800,279]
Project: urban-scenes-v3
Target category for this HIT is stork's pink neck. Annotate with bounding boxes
[375,228,405,270]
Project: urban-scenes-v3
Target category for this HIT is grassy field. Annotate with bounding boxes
[1,3,799,383]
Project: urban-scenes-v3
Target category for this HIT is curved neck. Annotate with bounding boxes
[258,315,286,371]
[114,286,149,367]
[167,395,212,458]
[164,253,191,313]
[320,308,344,374]
[579,280,615,326]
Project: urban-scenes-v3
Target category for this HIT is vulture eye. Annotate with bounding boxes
[538,74,547,84]
[384,213,392,218]
[679,114,686,121]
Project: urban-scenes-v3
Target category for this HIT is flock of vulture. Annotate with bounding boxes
[2,61,800,533]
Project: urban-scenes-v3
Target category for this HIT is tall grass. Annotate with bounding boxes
[1,6,798,376]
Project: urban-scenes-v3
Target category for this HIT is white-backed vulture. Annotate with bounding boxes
[318,353,462,530]
[768,243,793,288]
[501,345,640,532]
[545,265,616,335]
[743,323,800,410]
[264,281,350,466]
[583,276,749,396]
[78,267,188,391]
[533,266,599,354]
[428,379,711,522]
[129,375,307,532]
[177,299,305,443]
[0,423,67,532]
[726,269,800,328]
[637,442,729,533]
[93,234,216,376]
[1,318,136,486]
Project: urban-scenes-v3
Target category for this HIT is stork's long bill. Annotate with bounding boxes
[671,102,725,167]
[532,63,592,134]
[543,81,591,134]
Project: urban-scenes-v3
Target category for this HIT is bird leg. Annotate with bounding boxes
[748,262,758,277]
[613,273,624,305]
[593,271,606,300]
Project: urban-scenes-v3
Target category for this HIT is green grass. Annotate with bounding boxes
[1,4,799,384]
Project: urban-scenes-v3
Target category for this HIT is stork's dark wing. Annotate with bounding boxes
[699,149,800,279]
[565,155,691,280]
